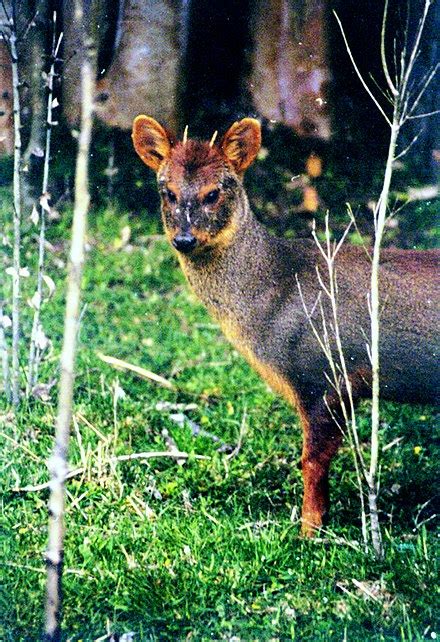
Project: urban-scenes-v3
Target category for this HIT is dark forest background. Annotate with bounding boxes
[0,0,439,246]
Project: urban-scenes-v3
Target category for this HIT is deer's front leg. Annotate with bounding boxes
[300,403,343,537]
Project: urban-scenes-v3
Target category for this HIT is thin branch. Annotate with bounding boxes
[97,352,175,389]
[0,429,42,462]
[333,11,392,127]
[0,0,11,23]
[17,9,37,41]
[393,128,424,161]
[407,109,440,120]
[405,62,439,121]
[15,451,211,492]
[346,204,372,261]
[225,407,248,460]
[399,0,431,102]
[369,73,394,106]
[380,0,398,96]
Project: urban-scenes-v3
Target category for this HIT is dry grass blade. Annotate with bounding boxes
[97,352,175,389]
[351,579,381,602]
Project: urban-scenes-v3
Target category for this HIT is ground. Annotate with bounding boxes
[0,196,438,640]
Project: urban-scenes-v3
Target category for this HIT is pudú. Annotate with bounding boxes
[132,116,439,535]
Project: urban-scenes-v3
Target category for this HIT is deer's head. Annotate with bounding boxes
[132,117,261,255]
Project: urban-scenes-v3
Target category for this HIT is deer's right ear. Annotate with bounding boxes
[132,116,172,172]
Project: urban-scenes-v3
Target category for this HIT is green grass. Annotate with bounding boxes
[0,195,439,640]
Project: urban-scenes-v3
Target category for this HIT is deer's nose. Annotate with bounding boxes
[172,233,197,254]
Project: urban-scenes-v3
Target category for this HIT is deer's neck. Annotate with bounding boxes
[177,198,282,326]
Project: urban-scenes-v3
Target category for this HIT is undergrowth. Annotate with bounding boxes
[0,193,438,640]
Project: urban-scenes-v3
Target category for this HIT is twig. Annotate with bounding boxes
[394,128,424,161]
[351,579,381,602]
[407,109,440,120]
[97,352,175,389]
[333,11,392,127]
[17,8,38,42]
[169,412,232,452]
[0,1,10,22]
[405,63,439,121]
[380,0,398,97]
[161,428,185,465]
[226,407,248,460]
[15,451,211,492]
[346,203,372,262]
[0,428,42,462]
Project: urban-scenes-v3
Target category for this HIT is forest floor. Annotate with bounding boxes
[0,194,438,640]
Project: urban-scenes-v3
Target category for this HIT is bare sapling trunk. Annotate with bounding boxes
[0,1,23,406]
[27,13,63,395]
[297,216,369,549]
[334,0,438,557]
[22,0,51,202]
[44,4,95,638]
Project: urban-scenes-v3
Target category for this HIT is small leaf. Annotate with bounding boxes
[35,325,49,351]
[113,225,131,250]
[1,315,12,329]
[6,266,30,277]
[103,167,119,177]
[113,381,126,402]
[42,274,56,299]
[28,291,41,310]
[30,205,39,225]
[39,193,51,213]
[32,379,56,402]
[31,147,44,158]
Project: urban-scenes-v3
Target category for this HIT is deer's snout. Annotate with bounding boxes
[172,233,197,254]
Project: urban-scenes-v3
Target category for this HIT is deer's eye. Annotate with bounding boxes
[165,189,177,204]
[203,189,220,205]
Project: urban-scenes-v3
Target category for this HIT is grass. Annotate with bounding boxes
[0,193,439,640]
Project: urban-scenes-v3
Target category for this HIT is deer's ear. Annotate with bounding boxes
[132,115,172,172]
[221,118,261,174]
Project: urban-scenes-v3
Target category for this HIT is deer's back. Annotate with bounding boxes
[242,240,439,408]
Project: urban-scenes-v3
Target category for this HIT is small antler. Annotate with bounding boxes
[209,130,218,148]
[182,125,189,145]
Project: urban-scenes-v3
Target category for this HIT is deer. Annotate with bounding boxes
[132,115,439,536]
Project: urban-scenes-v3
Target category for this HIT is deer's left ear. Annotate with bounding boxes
[221,118,261,174]
[132,115,173,172]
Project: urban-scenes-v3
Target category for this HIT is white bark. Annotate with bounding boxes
[44,6,95,638]
[27,18,63,394]
[9,24,22,406]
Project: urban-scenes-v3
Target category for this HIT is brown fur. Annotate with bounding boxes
[132,116,440,536]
